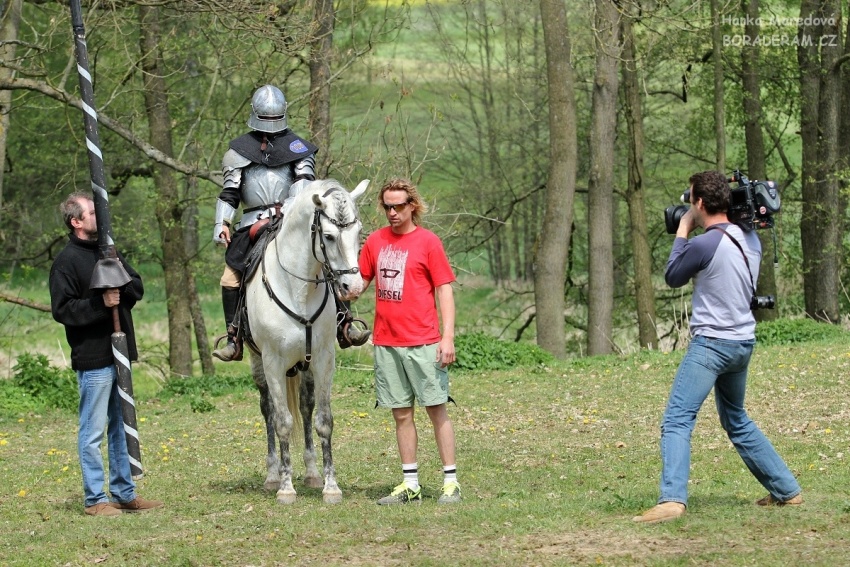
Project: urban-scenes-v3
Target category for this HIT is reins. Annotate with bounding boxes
[259,187,360,372]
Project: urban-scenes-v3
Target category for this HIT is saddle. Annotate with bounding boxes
[229,216,280,360]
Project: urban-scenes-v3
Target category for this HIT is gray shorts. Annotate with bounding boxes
[374,344,449,408]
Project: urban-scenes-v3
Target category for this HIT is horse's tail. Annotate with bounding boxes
[286,374,304,445]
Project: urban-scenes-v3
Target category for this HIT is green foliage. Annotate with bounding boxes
[454,332,555,372]
[189,397,216,413]
[0,378,42,414]
[10,353,77,412]
[756,318,848,346]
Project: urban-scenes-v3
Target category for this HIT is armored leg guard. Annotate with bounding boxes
[212,287,243,362]
[337,300,371,349]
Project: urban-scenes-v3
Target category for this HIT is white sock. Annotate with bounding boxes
[443,465,457,485]
[402,463,419,489]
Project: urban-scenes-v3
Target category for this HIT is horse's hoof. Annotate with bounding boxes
[304,475,323,489]
[323,491,343,505]
[276,490,297,505]
[264,479,281,491]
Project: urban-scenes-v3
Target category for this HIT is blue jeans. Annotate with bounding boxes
[77,365,136,507]
[659,335,801,505]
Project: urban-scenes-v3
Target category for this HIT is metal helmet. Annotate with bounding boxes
[247,85,288,133]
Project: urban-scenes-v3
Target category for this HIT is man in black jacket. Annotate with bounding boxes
[49,192,162,517]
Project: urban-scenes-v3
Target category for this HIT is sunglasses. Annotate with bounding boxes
[382,201,410,212]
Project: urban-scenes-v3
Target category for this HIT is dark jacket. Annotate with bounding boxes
[49,234,144,371]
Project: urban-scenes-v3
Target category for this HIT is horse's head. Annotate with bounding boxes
[309,179,369,301]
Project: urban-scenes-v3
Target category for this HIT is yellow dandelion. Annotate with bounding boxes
[824,428,832,434]
[18,490,26,497]
[0,439,8,446]
[139,417,147,423]
[62,466,69,472]
[162,456,169,462]
[18,418,24,423]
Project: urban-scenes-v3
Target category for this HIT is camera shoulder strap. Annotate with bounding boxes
[706,225,756,297]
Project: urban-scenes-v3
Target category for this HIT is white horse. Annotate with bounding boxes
[245,179,368,504]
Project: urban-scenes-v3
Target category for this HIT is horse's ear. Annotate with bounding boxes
[350,179,370,202]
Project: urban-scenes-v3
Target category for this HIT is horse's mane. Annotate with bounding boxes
[308,179,358,225]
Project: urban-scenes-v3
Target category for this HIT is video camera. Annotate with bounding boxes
[664,169,781,234]
[664,170,781,310]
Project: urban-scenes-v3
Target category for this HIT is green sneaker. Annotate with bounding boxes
[377,482,422,505]
[437,481,462,504]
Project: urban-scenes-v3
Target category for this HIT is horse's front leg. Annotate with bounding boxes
[263,366,297,504]
[251,355,281,491]
[313,366,341,504]
[299,370,323,489]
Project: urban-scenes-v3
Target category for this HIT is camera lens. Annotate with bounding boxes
[664,205,689,234]
[750,295,776,310]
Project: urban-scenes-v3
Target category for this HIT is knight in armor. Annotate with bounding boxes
[212,84,370,361]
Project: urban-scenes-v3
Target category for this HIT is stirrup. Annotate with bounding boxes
[212,333,243,362]
[337,316,371,349]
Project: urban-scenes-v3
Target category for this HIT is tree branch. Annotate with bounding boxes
[0,77,222,186]
[0,291,51,313]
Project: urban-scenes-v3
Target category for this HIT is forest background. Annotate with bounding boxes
[0,0,848,380]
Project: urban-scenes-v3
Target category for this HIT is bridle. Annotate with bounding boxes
[259,187,360,371]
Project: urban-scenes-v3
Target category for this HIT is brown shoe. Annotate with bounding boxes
[212,337,242,362]
[756,492,803,506]
[632,502,686,524]
[345,326,372,347]
[85,502,122,517]
[110,496,163,512]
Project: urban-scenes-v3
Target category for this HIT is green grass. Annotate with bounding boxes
[1,338,849,565]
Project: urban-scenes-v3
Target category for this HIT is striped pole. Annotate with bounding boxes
[69,0,143,479]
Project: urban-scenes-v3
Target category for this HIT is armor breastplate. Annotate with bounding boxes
[238,163,295,228]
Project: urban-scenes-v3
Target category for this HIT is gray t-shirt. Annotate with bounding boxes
[665,222,760,340]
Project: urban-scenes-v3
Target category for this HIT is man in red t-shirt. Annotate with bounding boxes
[359,178,460,505]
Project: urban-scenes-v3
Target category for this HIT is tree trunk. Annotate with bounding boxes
[798,0,842,323]
[308,0,334,177]
[535,0,578,358]
[587,0,622,356]
[840,2,850,259]
[621,16,658,350]
[138,4,194,377]
[711,0,726,171]
[0,0,22,212]
[812,0,842,323]
[740,0,777,322]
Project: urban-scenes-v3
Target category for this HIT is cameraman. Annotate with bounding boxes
[633,171,801,524]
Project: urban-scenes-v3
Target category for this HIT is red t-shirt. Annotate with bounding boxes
[359,226,455,347]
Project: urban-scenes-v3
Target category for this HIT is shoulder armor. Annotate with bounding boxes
[222,148,252,170]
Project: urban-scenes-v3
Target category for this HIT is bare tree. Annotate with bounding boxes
[586,0,622,355]
[535,0,578,358]
[710,0,726,171]
[798,0,843,323]
[308,0,334,176]
[621,13,658,349]
[138,3,205,377]
[0,0,22,212]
